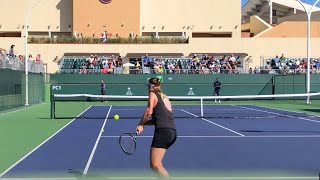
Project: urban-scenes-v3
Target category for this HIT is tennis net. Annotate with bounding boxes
[51,93,320,119]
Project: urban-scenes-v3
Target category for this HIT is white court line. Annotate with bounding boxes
[0,106,94,178]
[1,177,317,180]
[110,109,143,111]
[100,176,318,180]
[83,105,112,175]
[1,178,77,180]
[213,109,246,111]
[101,135,320,138]
[235,105,320,124]
[180,109,245,137]
[109,108,245,111]
[253,105,320,119]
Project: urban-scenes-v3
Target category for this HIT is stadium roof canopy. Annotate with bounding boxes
[242,0,320,23]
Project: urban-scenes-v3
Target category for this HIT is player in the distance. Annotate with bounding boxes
[213,78,221,103]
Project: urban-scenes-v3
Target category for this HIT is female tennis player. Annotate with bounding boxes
[136,78,177,178]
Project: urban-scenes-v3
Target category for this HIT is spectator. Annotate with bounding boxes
[101,31,107,43]
[229,54,236,64]
[203,65,210,74]
[271,55,280,69]
[134,35,138,42]
[272,55,280,63]
[316,60,320,74]
[107,59,113,74]
[143,54,150,67]
[254,67,260,74]
[203,54,209,61]
[9,45,15,57]
[270,58,277,69]
[19,55,24,61]
[87,55,94,67]
[174,63,181,74]
[129,32,134,40]
[119,60,123,67]
[157,65,163,74]
[101,65,108,74]
[135,60,141,74]
[80,63,87,74]
[92,56,98,66]
[36,53,41,64]
[280,54,286,62]
[295,59,300,68]
[182,32,186,39]
[116,56,123,67]
[192,55,199,63]
[111,55,116,66]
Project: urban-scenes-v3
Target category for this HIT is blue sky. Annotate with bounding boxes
[242,0,320,6]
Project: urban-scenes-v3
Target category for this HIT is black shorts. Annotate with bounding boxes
[151,128,177,149]
[214,89,220,96]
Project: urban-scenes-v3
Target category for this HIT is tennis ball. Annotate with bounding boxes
[114,114,119,120]
[101,129,104,133]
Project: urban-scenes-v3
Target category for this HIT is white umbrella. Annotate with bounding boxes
[123,62,135,67]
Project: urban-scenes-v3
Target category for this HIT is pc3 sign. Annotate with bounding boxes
[99,0,112,4]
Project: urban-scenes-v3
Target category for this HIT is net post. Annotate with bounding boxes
[200,97,204,117]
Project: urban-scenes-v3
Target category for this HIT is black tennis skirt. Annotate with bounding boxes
[151,128,177,149]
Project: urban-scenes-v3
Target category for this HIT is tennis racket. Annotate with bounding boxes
[119,132,138,155]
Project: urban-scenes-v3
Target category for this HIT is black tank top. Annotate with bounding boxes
[151,92,176,130]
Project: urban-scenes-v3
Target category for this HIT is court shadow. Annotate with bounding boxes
[37,117,73,120]
[302,109,320,114]
[240,130,320,134]
[68,169,84,179]
[68,169,103,179]
[37,117,53,120]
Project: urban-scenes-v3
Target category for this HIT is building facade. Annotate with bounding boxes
[0,0,319,73]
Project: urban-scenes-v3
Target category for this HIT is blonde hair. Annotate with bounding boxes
[149,78,167,100]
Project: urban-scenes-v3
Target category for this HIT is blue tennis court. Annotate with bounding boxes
[2,105,320,179]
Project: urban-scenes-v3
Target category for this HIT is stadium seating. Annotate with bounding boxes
[262,57,320,74]
[59,54,245,74]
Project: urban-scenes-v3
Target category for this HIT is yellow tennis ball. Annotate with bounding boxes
[114,115,119,120]
[101,129,104,133]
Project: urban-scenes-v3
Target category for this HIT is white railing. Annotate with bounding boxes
[0,54,45,73]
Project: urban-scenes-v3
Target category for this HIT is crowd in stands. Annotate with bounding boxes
[60,54,244,74]
[60,53,320,75]
[141,54,243,74]
[61,55,123,74]
[254,54,320,74]
[0,45,44,73]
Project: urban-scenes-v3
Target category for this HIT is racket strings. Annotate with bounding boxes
[120,135,136,154]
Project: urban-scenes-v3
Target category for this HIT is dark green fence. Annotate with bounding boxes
[50,74,272,96]
[50,74,320,97]
[0,69,45,112]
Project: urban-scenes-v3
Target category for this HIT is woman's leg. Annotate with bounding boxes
[150,148,169,178]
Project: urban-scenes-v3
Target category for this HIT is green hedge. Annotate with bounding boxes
[28,36,189,44]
